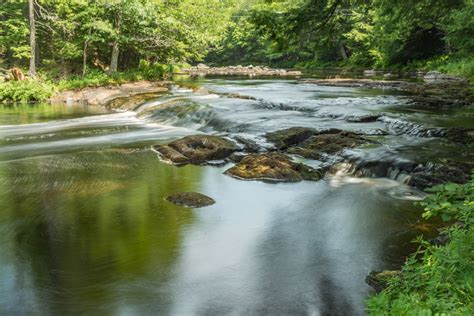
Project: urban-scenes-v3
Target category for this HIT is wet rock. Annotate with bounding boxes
[366,270,402,293]
[224,153,322,182]
[409,161,474,190]
[429,231,450,246]
[166,192,215,208]
[444,127,474,144]
[424,71,466,84]
[345,114,381,123]
[286,130,369,159]
[303,78,414,89]
[232,135,262,153]
[265,127,316,150]
[154,135,237,165]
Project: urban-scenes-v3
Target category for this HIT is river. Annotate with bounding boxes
[0,78,472,315]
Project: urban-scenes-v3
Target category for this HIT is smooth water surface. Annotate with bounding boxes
[1,79,472,315]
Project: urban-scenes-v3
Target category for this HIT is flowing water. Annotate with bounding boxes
[0,78,472,315]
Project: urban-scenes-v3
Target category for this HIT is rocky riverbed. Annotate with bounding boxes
[182,64,302,77]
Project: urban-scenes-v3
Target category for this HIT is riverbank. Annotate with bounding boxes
[50,81,168,107]
[366,176,474,315]
[182,64,302,77]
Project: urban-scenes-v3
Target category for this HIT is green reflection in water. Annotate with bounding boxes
[0,103,110,125]
[0,149,203,314]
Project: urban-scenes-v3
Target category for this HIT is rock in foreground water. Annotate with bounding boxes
[154,135,237,165]
[166,192,215,208]
[225,153,322,182]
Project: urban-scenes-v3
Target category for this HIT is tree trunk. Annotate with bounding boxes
[109,13,121,74]
[339,44,348,60]
[82,39,89,78]
[82,28,92,78]
[110,42,119,73]
[28,0,36,78]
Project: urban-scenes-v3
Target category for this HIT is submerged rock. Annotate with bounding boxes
[286,130,369,159]
[224,153,322,182]
[265,127,316,150]
[166,192,215,208]
[366,270,402,293]
[154,135,237,165]
[345,114,381,123]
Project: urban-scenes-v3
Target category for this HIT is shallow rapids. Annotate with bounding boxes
[0,78,472,315]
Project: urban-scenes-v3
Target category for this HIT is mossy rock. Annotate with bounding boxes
[224,153,322,182]
[287,130,368,158]
[366,270,402,293]
[154,135,237,165]
[166,192,215,208]
[265,127,316,150]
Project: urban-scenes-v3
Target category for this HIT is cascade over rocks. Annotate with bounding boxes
[154,135,237,165]
[224,153,322,182]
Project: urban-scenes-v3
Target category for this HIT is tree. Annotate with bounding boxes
[28,0,36,77]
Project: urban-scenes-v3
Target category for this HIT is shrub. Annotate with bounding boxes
[366,173,474,315]
[0,80,55,103]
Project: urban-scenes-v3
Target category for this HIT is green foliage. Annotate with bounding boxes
[0,80,54,103]
[1,0,238,72]
[366,174,474,315]
[206,0,474,78]
[421,175,474,222]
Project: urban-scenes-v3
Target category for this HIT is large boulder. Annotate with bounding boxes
[266,127,316,150]
[166,192,215,208]
[154,135,237,165]
[287,130,369,159]
[224,153,322,182]
[409,161,474,190]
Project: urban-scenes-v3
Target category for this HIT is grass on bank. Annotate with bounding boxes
[0,61,182,103]
[366,174,474,315]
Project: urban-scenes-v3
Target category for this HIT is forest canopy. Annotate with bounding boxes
[0,0,473,76]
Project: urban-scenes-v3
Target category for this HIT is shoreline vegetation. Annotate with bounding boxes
[366,175,474,315]
[1,63,472,105]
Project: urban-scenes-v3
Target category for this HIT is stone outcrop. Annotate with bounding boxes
[154,135,237,165]
[224,153,322,182]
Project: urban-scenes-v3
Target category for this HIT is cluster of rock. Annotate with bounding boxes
[183,64,302,77]
[154,128,373,186]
